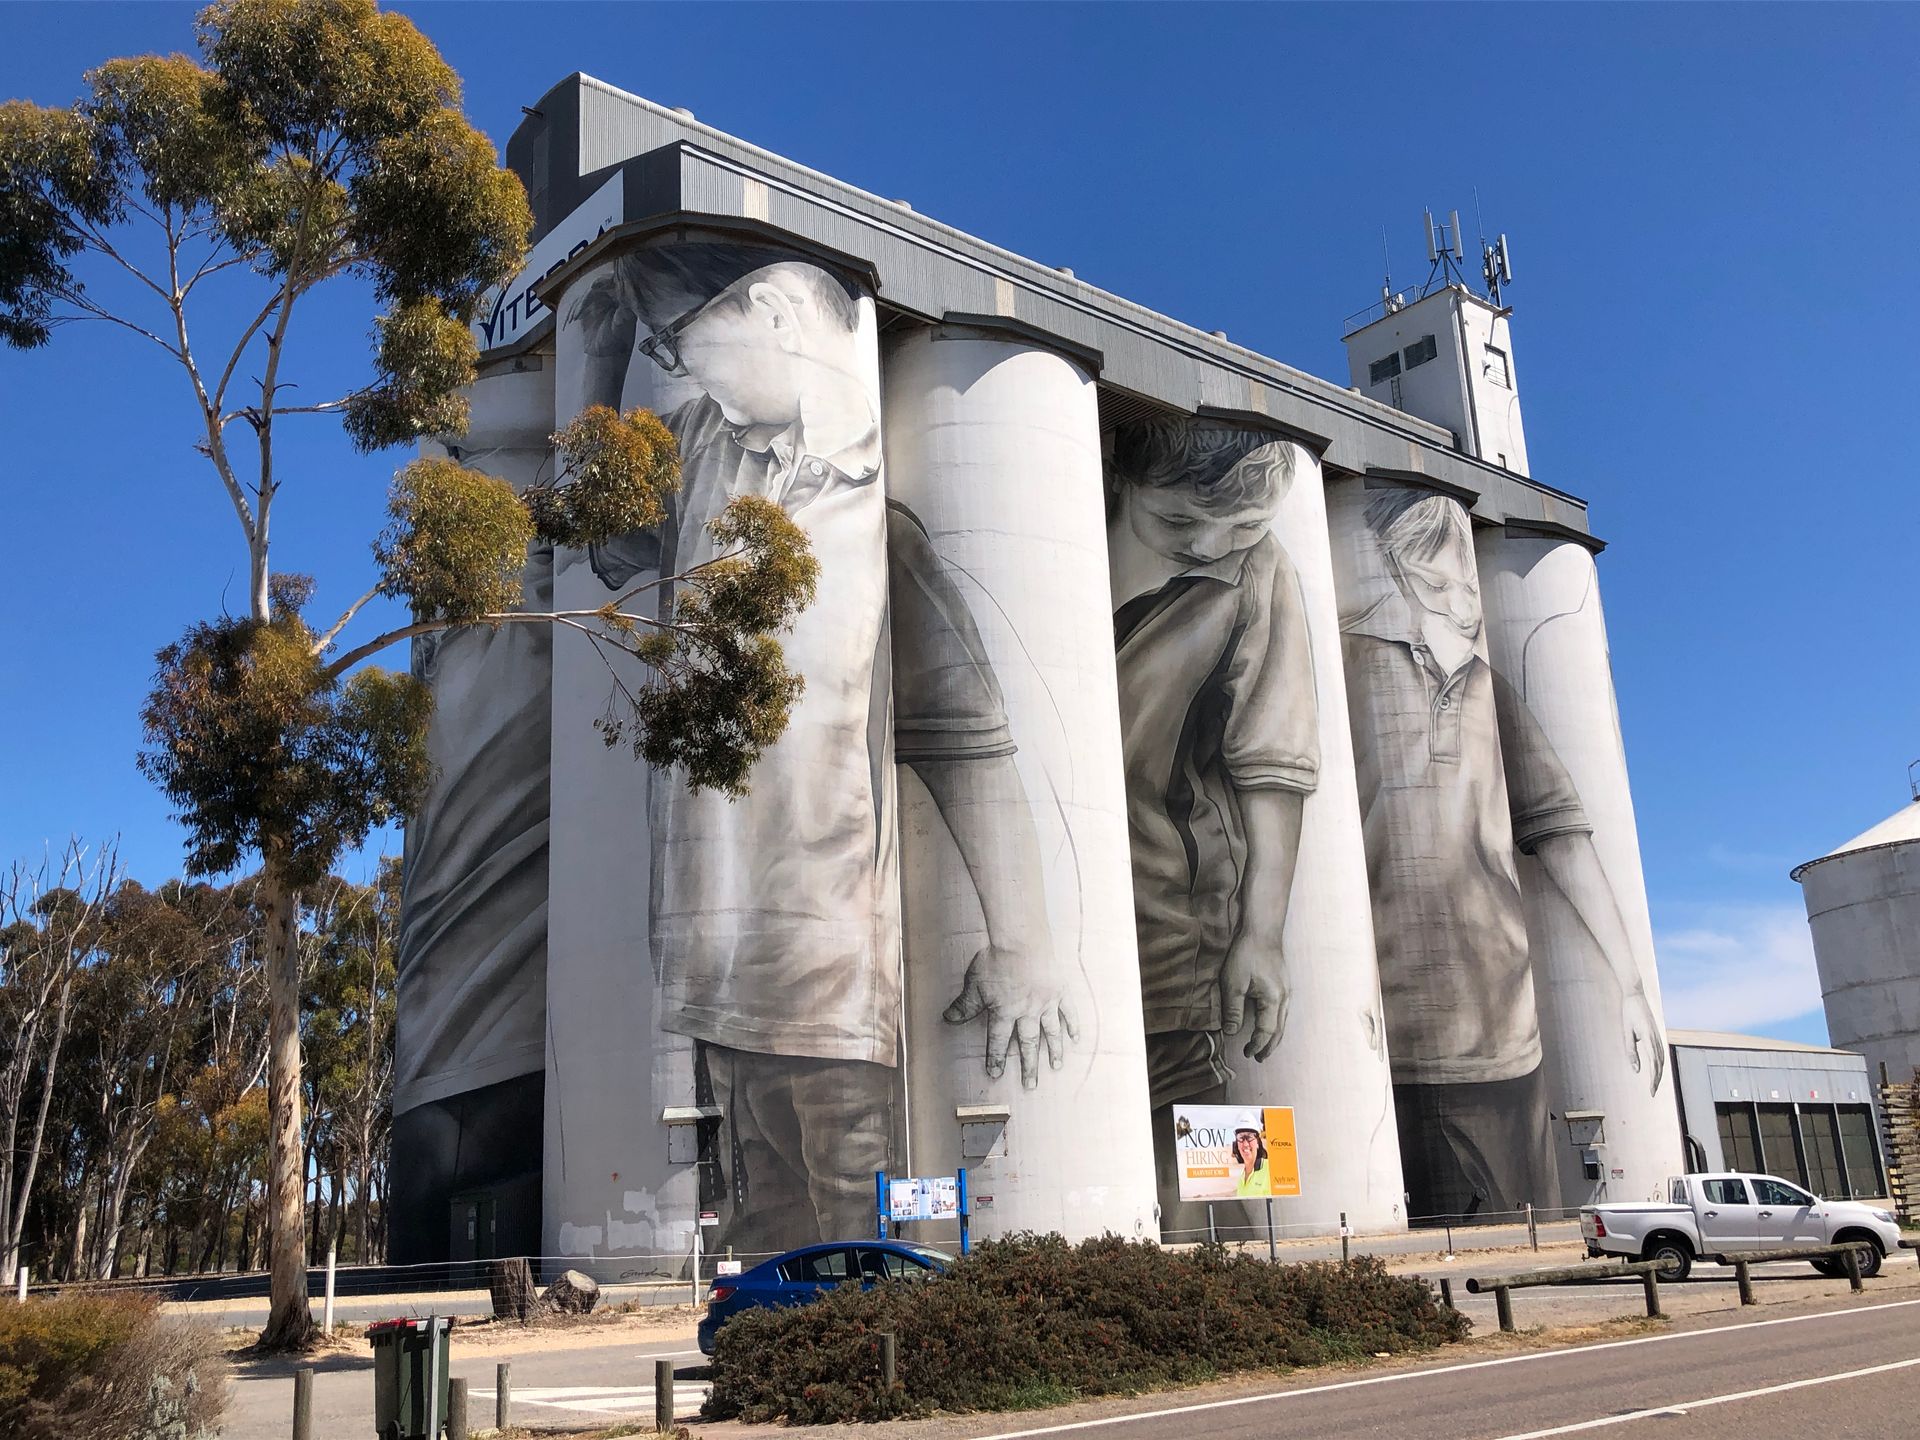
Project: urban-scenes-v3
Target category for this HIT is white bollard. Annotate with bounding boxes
[15,1266,25,1303]
[323,1244,337,1333]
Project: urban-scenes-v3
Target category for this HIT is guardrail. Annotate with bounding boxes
[1463,1239,1904,1333]
[1466,1258,1666,1332]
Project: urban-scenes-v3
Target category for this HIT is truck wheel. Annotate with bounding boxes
[1644,1236,1692,1282]
[1833,1234,1883,1279]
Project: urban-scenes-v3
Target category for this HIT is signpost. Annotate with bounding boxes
[875,1169,971,1254]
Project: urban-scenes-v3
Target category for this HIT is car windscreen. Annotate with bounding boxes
[907,1245,954,1265]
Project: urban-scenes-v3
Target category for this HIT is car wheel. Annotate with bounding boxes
[1810,1258,1842,1278]
[1644,1237,1692,1282]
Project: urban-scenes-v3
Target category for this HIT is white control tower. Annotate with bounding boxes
[1343,213,1530,476]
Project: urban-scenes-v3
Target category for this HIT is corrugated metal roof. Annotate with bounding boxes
[1668,1028,1856,1058]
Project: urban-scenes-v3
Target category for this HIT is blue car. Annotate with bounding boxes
[697,1240,953,1353]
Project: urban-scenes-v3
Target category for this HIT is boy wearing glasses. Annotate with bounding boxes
[570,244,1072,1252]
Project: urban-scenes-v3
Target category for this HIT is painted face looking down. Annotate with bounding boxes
[645,265,872,452]
[1374,495,1483,675]
[1126,480,1280,568]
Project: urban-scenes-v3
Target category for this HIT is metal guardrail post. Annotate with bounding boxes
[1494,1285,1514,1333]
[655,1357,675,1431]
[1340,1212,1350,1265]
[880,1331,898,1389]
[1844,1246,1863,1292]
[322,1245,336,1334]
[447,1378,468,1440]
[495,1361,511,1430]
[1735,1259,1755,1306]
[291,1367,313,1440]
[1641,1271,1662,1319]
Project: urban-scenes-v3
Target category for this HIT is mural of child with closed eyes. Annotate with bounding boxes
[1106,418,1320,1225]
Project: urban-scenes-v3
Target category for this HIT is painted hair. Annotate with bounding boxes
[569,242,861,355]
[1108,417,1295,514]
[1364,488,1472,565]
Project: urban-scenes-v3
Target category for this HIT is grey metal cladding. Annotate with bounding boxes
[508,74,1591,536]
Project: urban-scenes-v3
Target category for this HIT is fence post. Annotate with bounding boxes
[1494,1285,1514,1333]
[1439,1277,1454,1310]
[1735,1259,1755,1306]
[495,1361,511,1430]
[1206,1203,1217,1245]
[655,1356,675,1431]
[447,1378,469,1440]
[1844,1246,1863,1293]
[322,1244,336,1334]
[1641,1271,1663,1319]
[291,1366,313,1440]
[1340,1212,1350,1265]
[880,1331,898,1389]
[1265,1199,1277,1262]
[14,1266,24,1303]
[1525,1203,1538,1252]
[1444,1221,1454,1258]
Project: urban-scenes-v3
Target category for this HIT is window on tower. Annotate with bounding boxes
[1369,353,1401,385]
[1403,334,1437,369]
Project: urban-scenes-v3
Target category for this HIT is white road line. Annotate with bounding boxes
[471,1381,710,1417]
[1486,1356,1920,1439]
[960,1296,1920,1440]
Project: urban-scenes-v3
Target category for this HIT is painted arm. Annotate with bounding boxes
[1219,787,1305,1063]
[912,754,1077,1089]
[1530,831,1666,1096]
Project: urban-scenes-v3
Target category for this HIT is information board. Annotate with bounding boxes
[887,1175,960,1222]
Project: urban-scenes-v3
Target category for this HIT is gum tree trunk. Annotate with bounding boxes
[257,862,313,1349]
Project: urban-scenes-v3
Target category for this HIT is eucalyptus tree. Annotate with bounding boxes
[2,0,816,1346]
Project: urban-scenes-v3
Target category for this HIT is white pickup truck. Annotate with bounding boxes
[1581,1172,1903,1281]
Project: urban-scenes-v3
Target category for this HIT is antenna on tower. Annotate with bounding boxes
[1422,209,1472,291]
[1483,232,1514,305]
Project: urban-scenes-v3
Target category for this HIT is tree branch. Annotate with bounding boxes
[322,605,693,679]
[310,585,384,656]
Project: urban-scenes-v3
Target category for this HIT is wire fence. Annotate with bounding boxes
[22,1207,1594,1308]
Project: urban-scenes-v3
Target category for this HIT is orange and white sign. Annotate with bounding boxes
[1171,1105,1300,1202]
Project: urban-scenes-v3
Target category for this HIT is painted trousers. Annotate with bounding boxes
[1392,1063,1562,1220]
[704,1043,895,1260]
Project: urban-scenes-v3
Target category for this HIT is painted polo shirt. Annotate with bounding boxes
[1341,589,1589,1086]
[1115,532,1321,1036]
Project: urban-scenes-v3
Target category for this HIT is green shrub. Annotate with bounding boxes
[708,1235,1468,1423]
[0,1290,225,1440]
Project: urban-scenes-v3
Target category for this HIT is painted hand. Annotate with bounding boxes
[1220,934,1289,1063]
[1621,989,1666,1096]
[944,946,1081,1090]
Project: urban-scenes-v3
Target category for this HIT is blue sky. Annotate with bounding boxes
[2,3,1914,1046]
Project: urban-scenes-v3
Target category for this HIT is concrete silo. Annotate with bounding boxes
[1795,797,1920,1084]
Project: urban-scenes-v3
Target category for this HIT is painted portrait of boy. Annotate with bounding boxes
[1106,417,1320,1220]
[567,240,1074,1252]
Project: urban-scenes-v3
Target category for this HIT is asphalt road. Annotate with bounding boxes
[935,1296,1920,1440]
[225,1332,706,1437]
[223,1289,1920,1439]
